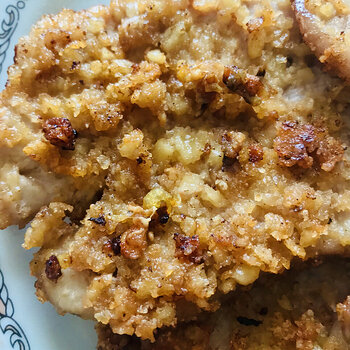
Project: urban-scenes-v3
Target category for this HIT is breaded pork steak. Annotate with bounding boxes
[1,0,350,341]
[96,259,350,350]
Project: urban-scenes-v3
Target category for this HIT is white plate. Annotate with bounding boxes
[0,1,110,349]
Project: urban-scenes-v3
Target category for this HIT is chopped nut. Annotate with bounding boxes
[220,131,246,159]
[274,121,344,171]
[43,117,77,150]
[223,66,263,105]
[220,131,246,171]
[45,255,62,282]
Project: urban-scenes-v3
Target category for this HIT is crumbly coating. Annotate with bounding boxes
[1,0,350,341]
[96,259,350,350]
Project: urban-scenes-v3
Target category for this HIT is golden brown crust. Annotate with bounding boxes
[1,0,350,341]
[96,259,350,350]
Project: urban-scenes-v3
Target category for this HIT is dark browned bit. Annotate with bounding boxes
[286,56,293,68]
[112,267,118,277]
[223,66,263,105]
[88,215,106,226]
[42,117,77,150]
[111,236,121,255]
[45,255,62,282]
[156,206,169,225]
[236,316,262,327]
[222,155,236,171]
[70,61,80,70]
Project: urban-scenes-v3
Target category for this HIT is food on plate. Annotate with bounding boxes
[292,0,350,82]
[1,0,350,342]
[96,258,350,350]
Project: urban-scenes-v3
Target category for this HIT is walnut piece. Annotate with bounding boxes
[43,117,77,150]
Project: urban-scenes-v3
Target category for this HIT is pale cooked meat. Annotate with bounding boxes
[1,0,350,342]
[96,259,350,350]
[292,0,350,82]
[0,145,100,229]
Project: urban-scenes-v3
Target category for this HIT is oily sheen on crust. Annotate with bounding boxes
[1,0,350,342]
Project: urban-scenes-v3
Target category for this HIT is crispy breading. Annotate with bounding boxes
[1,0,350,342]
[96,259,350,350]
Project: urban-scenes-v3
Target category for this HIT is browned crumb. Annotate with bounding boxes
[120,226,148,260]
[223,66,263,104]
[173,233,204,264]
[274,121,344,171]
[42,117,77,151]
[248,144,264,163]
[220,131,246,159]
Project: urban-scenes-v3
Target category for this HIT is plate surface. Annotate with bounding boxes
[0,1,109,349]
